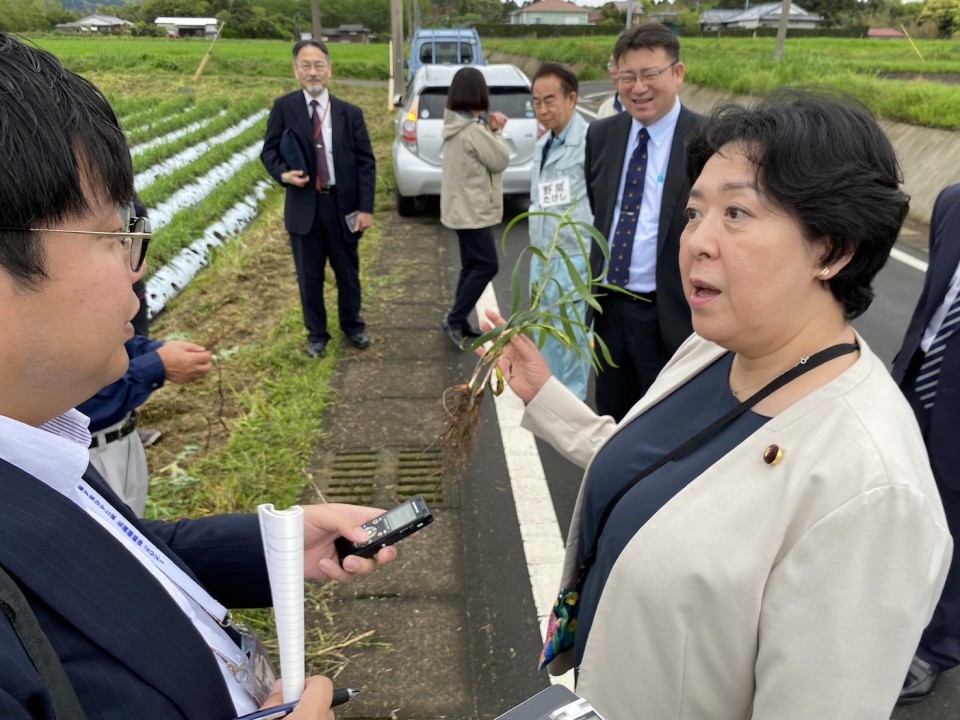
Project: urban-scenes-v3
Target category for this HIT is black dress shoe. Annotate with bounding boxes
[348,332,371,349]
[441,319,465,349]
[306,340,328,358]
[463,323,484,338]
[898,655,940,705]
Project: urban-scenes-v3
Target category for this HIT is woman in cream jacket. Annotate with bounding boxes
[440,67,509,349]
[484,91,952,719]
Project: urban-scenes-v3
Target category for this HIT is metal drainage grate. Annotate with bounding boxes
[317,447,448,507]
[396,448,444,505]
[325,450,378,504]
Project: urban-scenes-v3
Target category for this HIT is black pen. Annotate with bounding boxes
[233,688,360,720]
[332,687,361,707]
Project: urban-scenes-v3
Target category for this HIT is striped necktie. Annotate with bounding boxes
[915,291,960,409]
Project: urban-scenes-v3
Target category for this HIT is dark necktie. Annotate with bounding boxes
[310,99,331,191]
[915,290,960,409]
[606,128,649,288]
[540,134,554,172]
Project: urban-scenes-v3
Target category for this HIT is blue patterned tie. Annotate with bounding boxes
[606,128,649,288]
[915,291,960,409]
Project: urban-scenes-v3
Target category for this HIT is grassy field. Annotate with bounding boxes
[31,34,960,127]
[30,35,391,79]
[487,35,960,129]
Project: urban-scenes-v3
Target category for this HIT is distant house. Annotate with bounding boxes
[700,2,824,31]
[868,27,905,39]
[321,24,374,43]
[509,0,591,26]
[587,1,643,25]
[154,17,219,38]
[55,14,133,34]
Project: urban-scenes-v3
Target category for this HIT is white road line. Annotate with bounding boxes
[891,246,928,273]
[475,283,575,690]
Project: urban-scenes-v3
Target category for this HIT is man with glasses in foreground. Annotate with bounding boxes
[585,23,703,421]
[261,39,376,360]
[0,33,394,718]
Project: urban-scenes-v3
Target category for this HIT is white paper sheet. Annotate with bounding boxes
[258,503,305,703]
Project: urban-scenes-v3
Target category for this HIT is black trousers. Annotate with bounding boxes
[447,226,498,330]
[289,191,364,343]
[903,348,960,671]
[593,293,670,423]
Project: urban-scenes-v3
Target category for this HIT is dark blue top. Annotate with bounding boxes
[573,353,768,666]
[77,336,165,432]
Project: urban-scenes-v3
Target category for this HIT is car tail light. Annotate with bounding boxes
[401,98,419,154]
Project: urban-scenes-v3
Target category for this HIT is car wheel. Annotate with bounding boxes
[396,192,416,217]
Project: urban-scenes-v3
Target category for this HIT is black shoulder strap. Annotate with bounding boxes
[576,343,860,587]
[0,565,86,720]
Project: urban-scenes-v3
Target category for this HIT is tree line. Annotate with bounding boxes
[3,0,959,39]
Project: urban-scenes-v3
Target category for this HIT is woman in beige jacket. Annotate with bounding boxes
[483,90,952,719]
[440,67,509,349]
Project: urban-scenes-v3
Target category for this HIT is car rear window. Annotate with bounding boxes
[417,87,534,120]
[419,41,476,65]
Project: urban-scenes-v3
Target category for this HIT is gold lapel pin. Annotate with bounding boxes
[763,444,784,465]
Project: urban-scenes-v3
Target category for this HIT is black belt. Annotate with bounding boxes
[316,185,336,195]
[610,290,656,304]
[89,414,137,449]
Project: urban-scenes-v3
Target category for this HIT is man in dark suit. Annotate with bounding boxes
[585,24,702,422]
[0,33,393,718]
[261,39,376,359]
[893,183,960,705]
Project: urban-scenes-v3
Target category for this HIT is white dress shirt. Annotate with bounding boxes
[609,98,682,293]
[302,88,337,186]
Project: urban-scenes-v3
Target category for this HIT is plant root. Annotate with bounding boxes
[439,382,485,477]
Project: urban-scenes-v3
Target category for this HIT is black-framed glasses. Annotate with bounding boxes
[0,203,152,272]
[616,61,678,88]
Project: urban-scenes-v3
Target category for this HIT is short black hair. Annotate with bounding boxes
[613,22,680,65]
[685,88,909,319]
[0,33,133,290]
[446,67,490,113]
[532,63,578,97]
[293,39,330,60]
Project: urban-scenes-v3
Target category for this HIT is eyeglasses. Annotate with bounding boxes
[296,61,330,72]
[616,62,678,88]
[1,204,151,273]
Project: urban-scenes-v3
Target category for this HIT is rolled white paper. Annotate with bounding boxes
[258,503,305,703]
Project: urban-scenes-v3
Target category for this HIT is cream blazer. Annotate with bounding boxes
[522,333,951,720]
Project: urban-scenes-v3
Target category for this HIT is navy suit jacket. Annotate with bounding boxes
[584,106,702,355]
[260,90,376,237]
[0,459,271,719]
[892,183,960,491]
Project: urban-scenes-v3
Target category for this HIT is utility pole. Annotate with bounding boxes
[311,0,322,40]
[391,0,404,89]
[773,0,791,60]
[626,0,633,28]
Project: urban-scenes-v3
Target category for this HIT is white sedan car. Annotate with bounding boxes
[392,63,540,216]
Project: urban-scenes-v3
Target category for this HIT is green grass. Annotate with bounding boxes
[28,36,391,79]
[486,35,960,129]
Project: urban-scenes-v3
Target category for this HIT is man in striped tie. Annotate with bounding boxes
[893,183,960,705]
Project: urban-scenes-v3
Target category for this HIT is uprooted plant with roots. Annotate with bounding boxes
[439,206,638,475]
